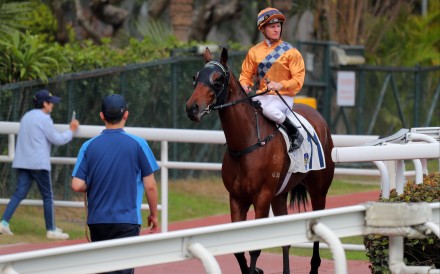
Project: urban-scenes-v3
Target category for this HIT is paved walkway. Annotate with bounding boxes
[0,190,381,273]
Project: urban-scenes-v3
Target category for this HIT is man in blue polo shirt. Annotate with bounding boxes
[71,94,159,273]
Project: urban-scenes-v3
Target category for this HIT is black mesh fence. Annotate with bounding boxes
[0,46,439,201]
[0,52,246,200]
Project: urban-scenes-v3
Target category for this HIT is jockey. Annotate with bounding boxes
[239,7,305,152]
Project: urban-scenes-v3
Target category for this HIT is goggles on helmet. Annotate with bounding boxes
[257,8,285,30]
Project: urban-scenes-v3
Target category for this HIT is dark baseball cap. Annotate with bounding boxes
[102,94,127,119]
[34,89,61,104]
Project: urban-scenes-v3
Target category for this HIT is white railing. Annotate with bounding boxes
[0,121,382,232]
[0,203,438,274]
[332,128,440,198]
[1,122,438,231]
[1,122,440,274]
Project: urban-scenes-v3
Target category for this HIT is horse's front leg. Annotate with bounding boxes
[271,193,291,274]
[249,249,264,274]
[230,196,252,274]
[234,252,250,274]
[247,191,274,274]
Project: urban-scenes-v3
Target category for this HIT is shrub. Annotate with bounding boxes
[0,30,67,84]
[363,172,440,274]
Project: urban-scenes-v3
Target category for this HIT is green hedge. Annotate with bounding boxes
[364,172,440,273]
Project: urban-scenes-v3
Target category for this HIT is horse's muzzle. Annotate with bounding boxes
[186,103,201,122]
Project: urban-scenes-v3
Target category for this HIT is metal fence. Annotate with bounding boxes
[0,41,439,199]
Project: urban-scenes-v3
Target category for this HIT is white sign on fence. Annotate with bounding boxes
[337,71,356,107]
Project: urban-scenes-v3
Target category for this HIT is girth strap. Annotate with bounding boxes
[227,133,275,157]
[227,108,278,157]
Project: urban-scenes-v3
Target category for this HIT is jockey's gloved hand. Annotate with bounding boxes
[247,86,257,97]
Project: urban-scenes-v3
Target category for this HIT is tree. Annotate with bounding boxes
[170,0,193,42]
[188,0,242,42]
[313,0,407,46]
[371,1,440,66]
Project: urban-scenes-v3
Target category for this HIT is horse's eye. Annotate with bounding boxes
[212,75,224,89]
[209,72,224,89]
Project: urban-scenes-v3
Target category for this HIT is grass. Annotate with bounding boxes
[4,159,434,246]
[0,176,380,259]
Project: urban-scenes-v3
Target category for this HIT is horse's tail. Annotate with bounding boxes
[289,183,308,212]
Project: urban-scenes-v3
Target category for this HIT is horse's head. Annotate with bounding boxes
[186,47,230,122]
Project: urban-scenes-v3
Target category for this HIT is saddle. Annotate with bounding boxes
[279,112,326,173]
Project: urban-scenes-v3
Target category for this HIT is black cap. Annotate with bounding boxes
[34,89,61,104]
[102,94,127,119]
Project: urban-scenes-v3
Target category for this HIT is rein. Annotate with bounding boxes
[215,89,279,157]
[210,88,269,111]
[195,61,277,157]
[227,102,279,157]
[213,84,276,156]
[273,89,319,147]
[83,192,91,242]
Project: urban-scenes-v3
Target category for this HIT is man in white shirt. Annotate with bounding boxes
[0,89,79,240]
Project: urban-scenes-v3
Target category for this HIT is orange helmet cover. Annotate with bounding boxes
[257,7,286,30]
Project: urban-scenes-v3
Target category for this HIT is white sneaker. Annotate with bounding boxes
[47,229,69,240]
[0,223,14,235]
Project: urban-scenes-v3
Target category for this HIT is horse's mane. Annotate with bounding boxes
[228,69,262,109]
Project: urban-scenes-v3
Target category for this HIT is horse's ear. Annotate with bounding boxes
[204,47,213,63]
[220,47,228,65]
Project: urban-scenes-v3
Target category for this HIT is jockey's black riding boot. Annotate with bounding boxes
[281,118,304,152]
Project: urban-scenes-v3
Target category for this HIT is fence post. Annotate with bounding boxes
[413,65,421,127]
[322,41,336,125]
[357,68,365,134]
[160,140,169,232]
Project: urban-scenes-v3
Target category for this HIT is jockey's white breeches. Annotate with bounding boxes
[252,94,294,124]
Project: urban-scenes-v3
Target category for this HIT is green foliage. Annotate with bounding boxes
[0,0,34,39]
[0,30,68,84]
[22,0,57,42]
[60,37,182,73]
[367,2,440,66]
[125,36,180,62]
[135,19,179,49]
[363,173,440,274]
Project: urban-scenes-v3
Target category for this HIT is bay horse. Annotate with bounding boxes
[185,47,335,274]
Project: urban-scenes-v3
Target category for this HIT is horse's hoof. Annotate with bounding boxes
[254,268,264,274]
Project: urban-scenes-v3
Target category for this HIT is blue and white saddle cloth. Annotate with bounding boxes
[277,112,326,195]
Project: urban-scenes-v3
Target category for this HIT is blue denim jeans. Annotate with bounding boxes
[2,169,55,230]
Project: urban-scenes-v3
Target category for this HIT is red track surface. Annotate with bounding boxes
[0,190,380,273]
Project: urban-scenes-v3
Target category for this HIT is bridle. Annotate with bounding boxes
[193,61,272,110]
[192,61,277,157]
[192,61,230,114]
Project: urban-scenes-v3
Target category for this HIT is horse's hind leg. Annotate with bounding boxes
[310,241,321,274]
[281,246,290,274]
[305,171,334,274]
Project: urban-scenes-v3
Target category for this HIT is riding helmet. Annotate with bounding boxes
[257,7,286,30]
